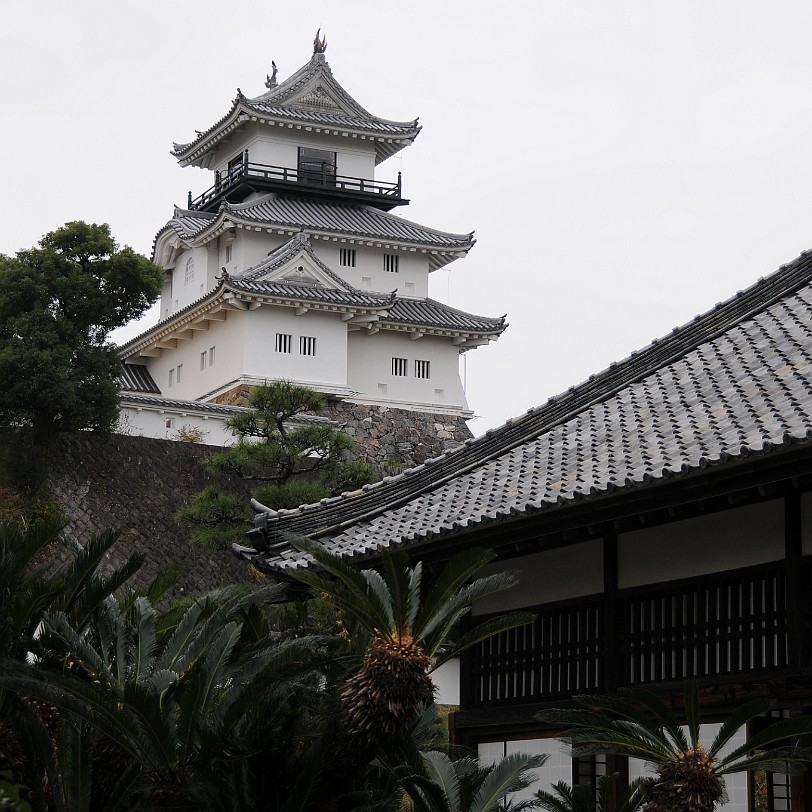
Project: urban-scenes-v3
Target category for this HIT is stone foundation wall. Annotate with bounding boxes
[324,402,472,469]
[45,433,253,601]
[33,402,471,600]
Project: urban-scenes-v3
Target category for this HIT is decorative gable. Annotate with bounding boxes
[290,84,344,112]
[252,252,336,289]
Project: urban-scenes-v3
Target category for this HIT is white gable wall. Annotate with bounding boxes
[347,331,467,409]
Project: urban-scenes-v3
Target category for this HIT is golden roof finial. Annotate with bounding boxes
[313,28,327,54]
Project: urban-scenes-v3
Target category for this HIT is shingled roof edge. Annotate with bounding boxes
[255,248,812,539]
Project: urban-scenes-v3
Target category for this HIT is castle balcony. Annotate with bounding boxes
[187,156,407,213]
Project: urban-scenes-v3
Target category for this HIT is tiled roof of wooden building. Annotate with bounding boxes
[235,249,812,575]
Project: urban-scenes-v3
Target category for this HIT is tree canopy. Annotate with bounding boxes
[177,380,376,548]
[0,222,162,436]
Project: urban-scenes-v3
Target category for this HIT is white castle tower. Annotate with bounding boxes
[118,35,506,461]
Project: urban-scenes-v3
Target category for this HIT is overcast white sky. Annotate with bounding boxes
[3,2,811,434]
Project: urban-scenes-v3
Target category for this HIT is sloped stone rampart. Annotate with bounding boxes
[46,433,253,600]
[41,405,471,599]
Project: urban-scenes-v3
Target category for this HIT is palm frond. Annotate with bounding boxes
[471,752,547,812]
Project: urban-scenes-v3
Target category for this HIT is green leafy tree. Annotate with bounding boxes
[537,681,812,812]
[177,380,376,549]
[0,222,162,437]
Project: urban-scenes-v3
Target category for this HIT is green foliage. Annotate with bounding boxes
[534,776,642,812]
[0,222,162,436]
[537,681,812,812]
[0,771,32,812]
[175,487,251,549]
[179,381,377,549]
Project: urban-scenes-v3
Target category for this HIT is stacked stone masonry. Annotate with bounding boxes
[42,404,471,599]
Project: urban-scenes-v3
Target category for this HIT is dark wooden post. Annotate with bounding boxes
[187,190,192,208]
[603,528,620,693]
[397,170,402,196]
[785,491,803,670]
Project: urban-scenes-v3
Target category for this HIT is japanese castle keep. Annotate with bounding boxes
[118,36,506,461]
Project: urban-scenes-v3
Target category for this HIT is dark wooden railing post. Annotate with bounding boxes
[397,170,402,197]
[187,191,192,208]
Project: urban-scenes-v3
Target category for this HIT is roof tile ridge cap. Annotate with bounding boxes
[121,393,251,413]
[418,296,507,323]
[248,59,317,104]
[490,248,812,445]
[268,442,473,526]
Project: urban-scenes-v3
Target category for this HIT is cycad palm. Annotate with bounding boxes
[534,775,642,812]
[538,680,812,812]
[290,539,533,761]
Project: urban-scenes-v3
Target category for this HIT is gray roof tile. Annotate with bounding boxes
[239,249,812,574]
[153,196,473,270]
[172,54,420,165]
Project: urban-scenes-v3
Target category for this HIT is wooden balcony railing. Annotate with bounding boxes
[187,155,403,212]
[463,561,801,709]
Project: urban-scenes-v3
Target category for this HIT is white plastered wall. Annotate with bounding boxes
[311,243,430,297]
[166,246,211,314]
[145,313,246,400]
[472,540,604,616]
[346,331,467,409]
[212,125,378,181]
[117,404,235,446]
[618,500,784,589]
[242,306,348,389]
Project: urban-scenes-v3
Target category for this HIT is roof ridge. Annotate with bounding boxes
[257,249,812,539]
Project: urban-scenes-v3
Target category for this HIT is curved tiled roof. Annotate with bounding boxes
[227,277,395,309]
[236,249,812,575]
[386,298,506,334]
[153,195,474,270]
[119,364,160,394]
[172,53,420,166]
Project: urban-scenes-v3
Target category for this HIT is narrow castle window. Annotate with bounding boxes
[275,333,292,353]
[200,351,207,370]
[176,364,183,383]
[392,357,408,376]
[415,360,430,379]
[184,257,195,285]
[340,248,356,267]
[300,336,317,356]
[383,253,399,273]
[209,346,216,366]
